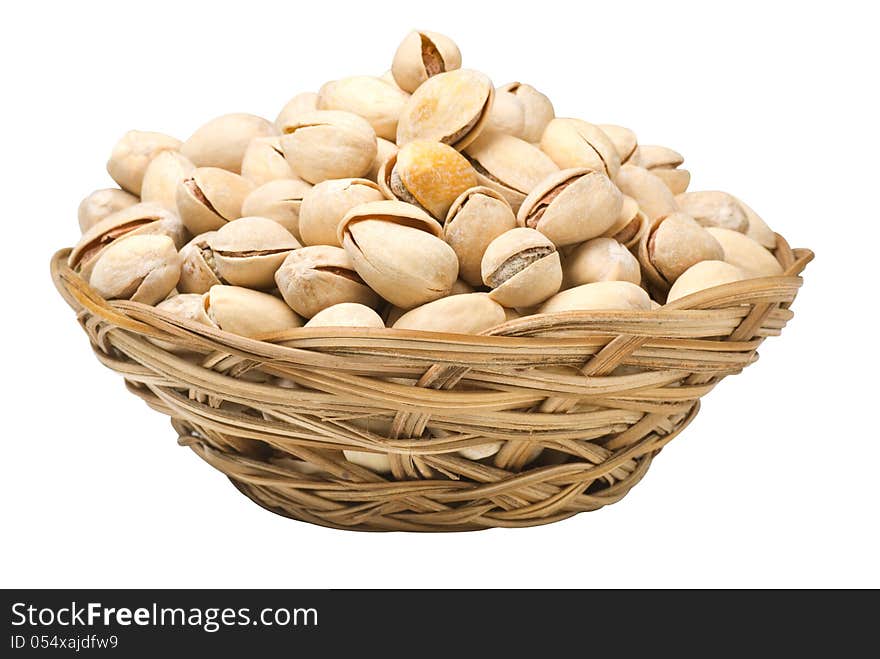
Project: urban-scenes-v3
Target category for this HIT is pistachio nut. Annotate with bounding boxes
[367,137,399,183]
[89,234,181,305]
[538,281,652,314]
[275,245,380,318]
[338,200,458,309]
[598,124,639,165]
[279,110,377,184]
[615,164,679,221]
[240,178,313,242]
[77,188,139,233]
[70,202,187,279]
[464,133,559,212]
[106,130,181,195]
[644,212,724,283]
[734,196,777,248]
[240,136,297,186]
[317,76,409,141]
[666,260,745,303]
[563,237,642,287]
[178,231,222,294]
[209,216,300,289]
[379,140,477,220]
[343,450,392,474]
[153,293,212,352]
[602,195,648,249]
[391,30,462,93]
[484,89,525,138]
[305,303,385,328]
[637,144,691,195]
[443,186,517,286]
[497,82,555,143]
[175,167,254,235]
[705,228,783,278]
[396,69,494,150]
[675,191,748,232]
[539,118,621,180]
[392,293,506,334]
[517,168,623,246]
[481,227,562,308]
[274,92,319,131]
[430,428,502,461]
[299,178,385,247]
[180,113,277,173]
[140,151,195,211]
[202,285,303,338]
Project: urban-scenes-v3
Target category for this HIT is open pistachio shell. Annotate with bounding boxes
[481,227,562,308]
[391,30,462,93]
[675,191,749,232]
[517,168,623,246]
[180,113,277,173]
[540,118,621,180]
[705,228,783,278]
[599,124,639,165]
[396,69,494,151]
[175,167,254,235]
[602,195,649,249]
[392,293,506,334]
[106,130,181,196]
[563,237,642,287]
[305,303,385,328]
[77,188,139,233]
[240,178,313,242]
[274,92,319,132]
[178,231,222,294]
[240,136,297,186]
[645,212,724,283]
[89,234,181,305]
[317,76,410,141]
[210,216,301,289]
[202,285,303,337]
[638,145,690,194]
[666,260,745,303]
[299,178,385,247]
[380,140,477,220]
[615,164,679,221]
[141,150,195,211]
[367,137,400,183]
[498,82,555,143]
[538,281,652,314]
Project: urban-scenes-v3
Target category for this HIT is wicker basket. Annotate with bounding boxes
[51,236,812,532]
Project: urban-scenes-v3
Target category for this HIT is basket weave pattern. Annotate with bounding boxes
[51,237,812,532]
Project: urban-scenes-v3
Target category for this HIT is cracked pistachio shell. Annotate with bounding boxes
[274,92,319,131]
[391,30,462,93]
[675,191,748,232]
[498,82,555,143]
[666,260,745,303]
[339,200,458,309]
[444,186,516,286]
[305,303,385,328]
[646,212,724,283]
[602,195,648,249]
[484,90,525,137]
[240,178,313,242]
[598,124,639,165]
[540,118,621,180]
[396,69,494,150]
[380,140,477,220]
[705,228,783,278]
[517,168,623,246]
[275,245,379,318]
[734,196,777,248]
[106,130,181,196]
[464,133,559,212]
[240,136,297,186]
[563,237,642,287]
[539,281,651,314]
[89,234,181,305]
[175,167,254,235]
[392,293,506,334]
[203,285,303,337]
[70,202,187,279]
[152,293,212,352]
[141,151,195,211]
[317,76,409,141]
[638,145,689,194]
[280,110,377,184]
[210,217,300,289]
[299,178,385,247]
[180,113,276,173]
[367,137,399,183]
[178,231,222,294]
[615,164,679,221]
[481,227,562,308]
[77,188,139,233]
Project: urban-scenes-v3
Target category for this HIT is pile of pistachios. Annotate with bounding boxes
[72,29,784,339]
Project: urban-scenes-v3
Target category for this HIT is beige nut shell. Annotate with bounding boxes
[178,231,222,294]
[305,303,385,328]
[563,237,642,287]
[141,150,195,211]
[675,191,749,232]
[538,281,652,314]
[391,30,462,94]
[210,217,301,289]
[240,178,313,242]
[647,212,724,283]
[666,260,745,303]
[540,118,621,180]
[498,82,555,143]
[180,113,277,173]
[299,178,385,247]
[275,92,319,132]
[203,285,303,337]
[240,136,297,186]
[317,76,410,141]
[705,227,783,278]
[392,293,506,334]
[77,188,139,233]
[615,164,679,221]
[106,130,181,196]
[481,227,562,308]
[175,167,254,235]
[89,234,181,305]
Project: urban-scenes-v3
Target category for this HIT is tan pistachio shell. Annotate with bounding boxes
[77,188,139,233]
[517,168,623,246]
[380,140,477,220]
[343,450,392,474]
[444,186,517,286]
[391,30,462,93]
[367,137,400,183]
[89,234,181,305]
[203,285,303,337]
[209,216,301,289]
[141,150,195,211]
[180,113,277,173]
[602,195,649,249]
[637,145,684,169]
[392,293,506,334]
[653,168,691,195]
[666,260,745,303]
[563,237,642,287]
[178,231,222,294]
[498,82,555,143]
[646,212,724,283]
[338,200,458,309]
[484,90,525,138]
[299,178,385,247]
[275,245,380,318]
[317,76,410,141]
[240,178,313,242]
[598,124,639,164]
[615,164,679,221]
[396,69,494,150]
[705,228,783,278]
[106,130,181,195]
[538,281,651,314]
[240,136,297,186]
[733,196,777,248]
[675,191,749,232]
[540,118,621,180]
[274,92,319,131]
[175,167,254,235]
[305,303,385,328]
[152,293,212,352]
[481,227,562,308]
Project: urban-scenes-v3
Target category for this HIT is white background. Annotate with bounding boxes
[1,0,877,588]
